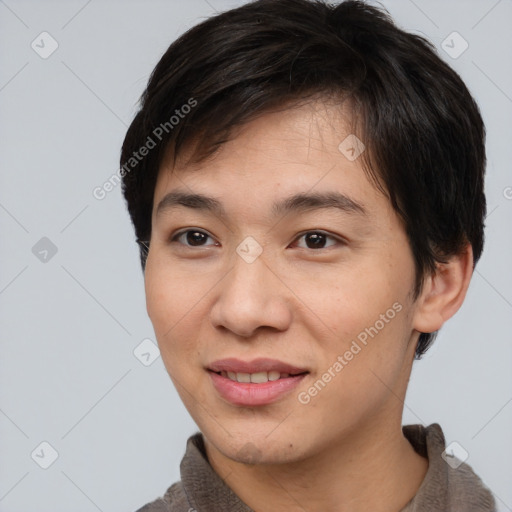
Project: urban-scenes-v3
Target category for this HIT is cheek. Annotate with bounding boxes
[144,257,209,364]
[288,252,414,391]
[296,306,411,438]
[145,251,208,328]
[284,256,411,341]
[323,275,414,415]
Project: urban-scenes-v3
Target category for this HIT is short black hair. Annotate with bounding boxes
[120,0,486,359]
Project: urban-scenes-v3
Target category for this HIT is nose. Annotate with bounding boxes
[209,252,293,338]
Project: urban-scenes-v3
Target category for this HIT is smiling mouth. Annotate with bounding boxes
[211,370,308,383]
[207,358,309,405]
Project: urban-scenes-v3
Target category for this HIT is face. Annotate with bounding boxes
[145,101,421,465]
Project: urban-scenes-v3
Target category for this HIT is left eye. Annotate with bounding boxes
[293,231,339,249]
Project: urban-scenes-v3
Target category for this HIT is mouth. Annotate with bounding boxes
[211,369,305,383]
[207,358,309,406]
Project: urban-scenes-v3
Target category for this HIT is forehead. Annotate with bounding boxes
[153,100,384,217]
[159,99,349,173]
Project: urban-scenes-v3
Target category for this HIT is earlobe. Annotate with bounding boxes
[412,244,474,334]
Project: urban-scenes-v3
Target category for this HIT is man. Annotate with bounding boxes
[120,0,496,510]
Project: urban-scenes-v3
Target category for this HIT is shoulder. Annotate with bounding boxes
[444,458,497,511]
[402,423,496,511]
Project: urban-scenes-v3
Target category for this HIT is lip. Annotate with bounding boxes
[208,358,307,375]
[207,358,308,406]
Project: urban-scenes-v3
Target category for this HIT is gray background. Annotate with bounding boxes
[0,0,511,511]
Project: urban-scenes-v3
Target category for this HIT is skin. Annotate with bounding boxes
[144,100,473,512]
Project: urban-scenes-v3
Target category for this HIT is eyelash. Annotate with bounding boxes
[169,228,344,250]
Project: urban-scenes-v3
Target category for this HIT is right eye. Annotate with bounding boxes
[170,229,219,248]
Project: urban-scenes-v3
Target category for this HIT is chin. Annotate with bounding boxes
[204,426,309,466]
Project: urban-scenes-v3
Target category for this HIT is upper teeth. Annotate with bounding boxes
[221,371,290,383]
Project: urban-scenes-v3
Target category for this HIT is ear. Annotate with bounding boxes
[412,244,474,334]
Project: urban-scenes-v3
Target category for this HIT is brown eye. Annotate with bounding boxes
[294,231,339,250]
[171,229,217,247]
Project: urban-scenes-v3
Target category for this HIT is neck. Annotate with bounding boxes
[205,413,428,512]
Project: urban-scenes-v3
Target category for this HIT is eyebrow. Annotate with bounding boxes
[156,189,367,219]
